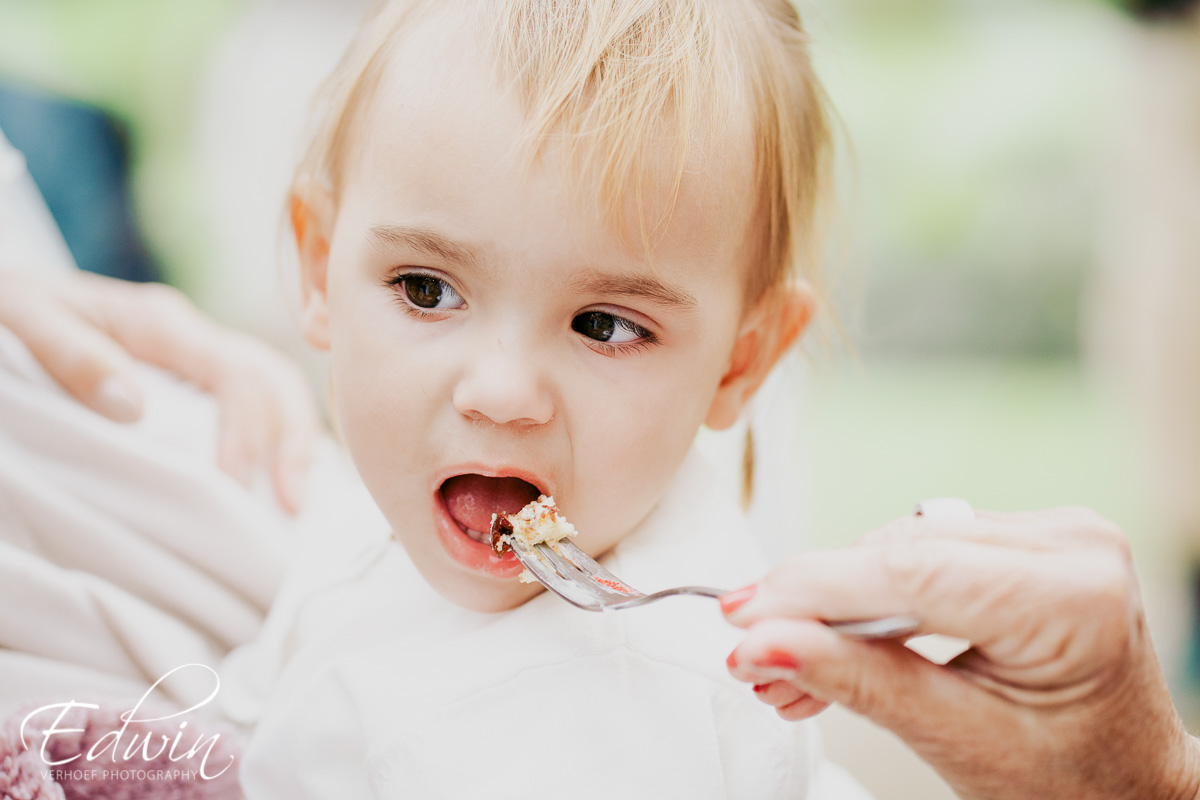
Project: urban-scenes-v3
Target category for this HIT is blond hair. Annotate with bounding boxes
[293,0,831,307]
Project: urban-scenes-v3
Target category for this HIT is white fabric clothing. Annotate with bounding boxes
[0,323,386,716]
[230,450,870,799]
[0,126,76,274]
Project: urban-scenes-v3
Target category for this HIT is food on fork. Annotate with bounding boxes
[490,495,578,581]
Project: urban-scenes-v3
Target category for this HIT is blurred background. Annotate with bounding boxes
[1,0,1198,797]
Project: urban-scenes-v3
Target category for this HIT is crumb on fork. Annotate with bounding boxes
[489,495,578,582]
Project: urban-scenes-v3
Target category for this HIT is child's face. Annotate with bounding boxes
[299,19,803,612]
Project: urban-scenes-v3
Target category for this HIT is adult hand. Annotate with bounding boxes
[721,507,1200,800]
[0,270,318,514]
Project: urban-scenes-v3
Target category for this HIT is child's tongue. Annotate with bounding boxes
[441,475,540,538]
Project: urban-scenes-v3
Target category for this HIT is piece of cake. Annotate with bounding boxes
[490,495,578,582]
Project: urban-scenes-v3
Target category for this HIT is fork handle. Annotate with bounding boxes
[827,614,921,640]
[611,587,920,639]
[606,586,724,609]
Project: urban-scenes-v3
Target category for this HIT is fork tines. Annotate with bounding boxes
[508,538,644,611]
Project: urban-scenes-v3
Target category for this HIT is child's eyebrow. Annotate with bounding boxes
[369,224,479,268]
[570,271,697,310]
[369,224,695,310]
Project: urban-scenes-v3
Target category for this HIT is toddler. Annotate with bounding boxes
[221,0,864,797]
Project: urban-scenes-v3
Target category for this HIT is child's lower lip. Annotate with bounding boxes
[432,490,524,578]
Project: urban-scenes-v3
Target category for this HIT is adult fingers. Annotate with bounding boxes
[728,618,1011,745]
[79,279,228,388]
[751,680,804,707]
[1,289,144,422]
[750,681,831,721]
[214,377,272,487]
[4,274,319,510]
[209,338,317,513]
[261,353,316,514]
[225,337,316,513]
[82,279,318,512]
[229,357,315,514]
[776,694,830,722]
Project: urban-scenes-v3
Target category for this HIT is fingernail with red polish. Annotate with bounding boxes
[754,651,801,671]
[726,650,739,670]
[752,683,771,694]
[720,584,758,615]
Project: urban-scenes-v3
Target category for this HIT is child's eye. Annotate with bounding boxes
[388,273,465,312]
[571,311,651,345]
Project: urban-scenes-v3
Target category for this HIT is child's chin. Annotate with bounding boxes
[427,568,545,613]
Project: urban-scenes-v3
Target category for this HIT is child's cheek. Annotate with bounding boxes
[568,361,713,550]
[326,300,435,510]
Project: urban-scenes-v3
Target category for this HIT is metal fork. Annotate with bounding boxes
[505,536,919,640]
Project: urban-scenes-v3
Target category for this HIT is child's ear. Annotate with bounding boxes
[290,185,335,351]
[705,280,816,431]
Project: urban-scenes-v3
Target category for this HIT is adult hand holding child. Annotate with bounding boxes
[0,270,318,512]
[723,506,1200,800]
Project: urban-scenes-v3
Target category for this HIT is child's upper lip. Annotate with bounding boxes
[431,463,554,498]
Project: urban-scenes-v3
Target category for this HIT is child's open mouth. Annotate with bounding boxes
[433,473,542,577]
[442,474,541,543]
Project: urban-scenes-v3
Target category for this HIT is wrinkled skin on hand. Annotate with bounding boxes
[724,507,1200,800]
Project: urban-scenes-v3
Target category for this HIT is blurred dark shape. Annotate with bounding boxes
[0,82,160,282]
[1122,0,1199,19]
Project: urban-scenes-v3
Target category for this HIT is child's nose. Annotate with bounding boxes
[452,340,555,427]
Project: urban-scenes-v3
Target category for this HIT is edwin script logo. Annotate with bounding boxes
[19,663,233,781]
